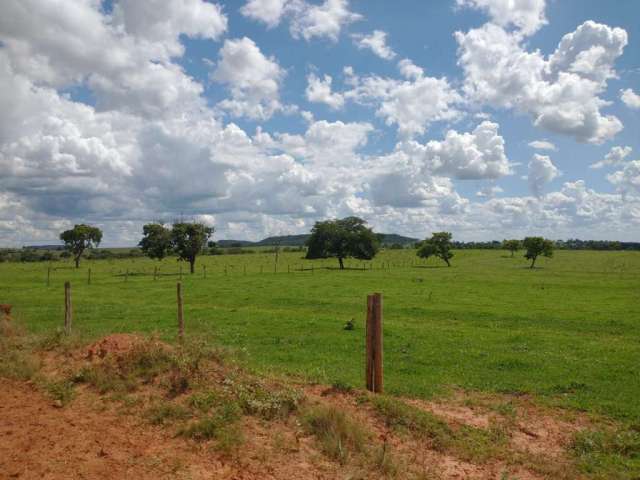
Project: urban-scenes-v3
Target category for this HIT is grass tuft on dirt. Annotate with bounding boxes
[301,403,370,465]
[572,426,640,478]
[370,395,509,463]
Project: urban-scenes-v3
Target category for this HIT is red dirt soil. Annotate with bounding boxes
[0,335,584,479]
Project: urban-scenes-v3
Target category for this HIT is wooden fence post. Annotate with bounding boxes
[125,269,129,282]
[365,292,383,393]
[64,281,72,335]
[46,267,51,287]
[177,282,184,342]
[87,268,91,285]
[203,265,207,279]
[154,266,158,281]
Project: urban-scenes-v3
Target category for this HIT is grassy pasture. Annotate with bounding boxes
[1,249,639,421]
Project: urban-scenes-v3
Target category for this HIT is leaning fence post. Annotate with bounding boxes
[177,282,184,342]
[365,292,383,393]
[64,281,72,335]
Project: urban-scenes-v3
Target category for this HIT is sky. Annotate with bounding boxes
[0,0,639,246]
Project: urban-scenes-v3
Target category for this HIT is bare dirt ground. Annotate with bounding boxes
[0,334,589,479]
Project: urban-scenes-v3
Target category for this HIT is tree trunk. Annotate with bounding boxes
[190,259,195,274]
[445,258,451,267]
[74,256,80,268]
[338,257,344,270]
[511,250,515,257]
[530,256,537,269]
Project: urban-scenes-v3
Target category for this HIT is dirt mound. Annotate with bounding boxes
[84,333,163,360]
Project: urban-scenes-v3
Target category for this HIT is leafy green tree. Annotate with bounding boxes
[171,222,213,274]
[523,237,554,268]
[417,232,454,266]
[502,239,522,257]
[139,223,172,261]
[306,217,379,269]
[60,224,103,268]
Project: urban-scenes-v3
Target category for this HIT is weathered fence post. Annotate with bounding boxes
[154,266,158,281]
[87,268,91,285]
[365,292,383,393]
[125,269,129,282]
[46,267,51,287]
[203,265,207,279]
[64,281,72,335]
[177,282,184,342]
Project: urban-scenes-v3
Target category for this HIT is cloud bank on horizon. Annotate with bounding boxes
[0,0,639,246]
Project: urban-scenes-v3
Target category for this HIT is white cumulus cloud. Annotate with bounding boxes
[456,0,547,36]
[305,73,345,110]
[590,146,632,169]
[528,154,560,197]
[620,88,640,109]
[351,30,396,60]
[456,20,627,144]
[212,37,286,120]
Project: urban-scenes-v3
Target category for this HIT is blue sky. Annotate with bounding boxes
[0,0,639,245]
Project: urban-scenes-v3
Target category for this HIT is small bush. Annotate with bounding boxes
[223,377,301,420]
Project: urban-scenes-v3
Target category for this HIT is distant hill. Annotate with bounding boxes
[217,233,418,248]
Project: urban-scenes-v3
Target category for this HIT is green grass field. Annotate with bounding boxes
[2,249,639,421]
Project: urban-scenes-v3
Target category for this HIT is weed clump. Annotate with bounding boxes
[178,400,243,451]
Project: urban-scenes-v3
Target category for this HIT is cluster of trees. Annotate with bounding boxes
[501,238,554,267]
[138,222,213,273]
[57,222,212,272]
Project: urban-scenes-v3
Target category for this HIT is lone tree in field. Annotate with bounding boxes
[139,223,172,260]
[502,239,522,257]
[417,232,454,266]
[306,216,379,270]
[60,224,103,268]
[523,237,554,268]
[171,221,213,274]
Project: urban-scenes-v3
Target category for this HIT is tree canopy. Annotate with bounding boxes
[523,237,554,268]
[502,239,522,257]
[305,217,379,269]
[59,224,102,268]
[171,222,213,273]
[139,223,172,261]
[417,232,454,266]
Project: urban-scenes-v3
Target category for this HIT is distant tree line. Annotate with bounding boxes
[1,218,637,268]
[451,239,640,251]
